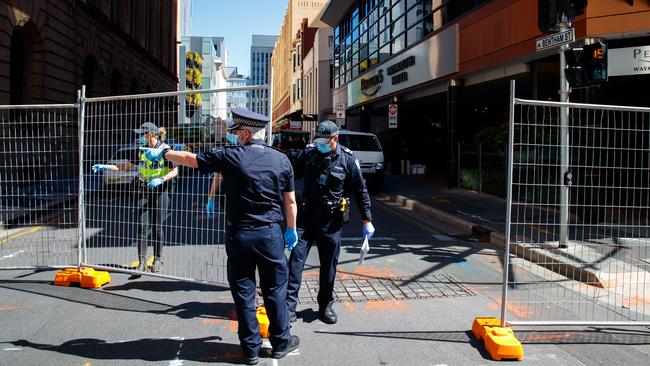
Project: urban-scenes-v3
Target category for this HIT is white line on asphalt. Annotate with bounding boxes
[341,237,395,241]
[456,210,499,224]
[169,337,184,366]
[3,348,22,351]
[0,250,25,261]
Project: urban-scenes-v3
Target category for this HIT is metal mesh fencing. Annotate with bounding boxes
[0,104,80,269]
[81,87,264,283]
[503,84,650,326]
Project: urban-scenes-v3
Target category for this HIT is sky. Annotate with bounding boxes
[191,0,286,77]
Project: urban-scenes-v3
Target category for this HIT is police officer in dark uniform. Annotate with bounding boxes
[140,109,300,365]
[287,120,375,324]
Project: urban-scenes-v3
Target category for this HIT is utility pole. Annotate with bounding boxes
[558,14,570,248]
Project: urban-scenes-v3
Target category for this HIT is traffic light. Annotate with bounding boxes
[564,41,607,87]
[559,0,588,17]
[538,0,588,33]
[582,42,607,84]
[539,0,560,33]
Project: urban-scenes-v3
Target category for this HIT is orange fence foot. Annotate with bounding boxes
[257,306,270,338]
[472,316,524,361]
[54,267,111,288]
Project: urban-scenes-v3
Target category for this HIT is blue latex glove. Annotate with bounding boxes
[362,221,375,239]
[148,177,165,189]
[284,227,298,252]
[206,199,215,217]
[91,164,110,173]
[139,147,166,161]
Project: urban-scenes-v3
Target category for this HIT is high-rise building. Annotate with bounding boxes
[181,36,228,123]
[179,0,192,36]
[225,67,249,120]
[249,35,278,116]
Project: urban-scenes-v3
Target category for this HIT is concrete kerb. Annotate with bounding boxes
[384,195,604,288]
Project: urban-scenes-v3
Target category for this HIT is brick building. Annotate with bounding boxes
[1,0,179,105]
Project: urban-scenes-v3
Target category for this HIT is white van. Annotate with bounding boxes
[337,130,384,191]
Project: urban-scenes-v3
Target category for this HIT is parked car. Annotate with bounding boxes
[272,130,311,163]
[103,147,139,187]
[337,130,384,192]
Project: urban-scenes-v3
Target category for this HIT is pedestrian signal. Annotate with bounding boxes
[564,41,607,87]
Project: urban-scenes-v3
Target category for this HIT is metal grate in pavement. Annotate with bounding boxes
[297,273,475,304]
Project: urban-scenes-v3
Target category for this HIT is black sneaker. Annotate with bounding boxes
[289,310,297,323]
[244,356,258,365]
[271,335,300,359]
[319,306,337,324]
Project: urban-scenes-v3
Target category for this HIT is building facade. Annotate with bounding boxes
[271,0,329,126]
[249,34,278,116]
[302,26,334,133]
[225,66,249,120]
[181,36,228,123]
[322,0,650,190]
[1,0,178,104]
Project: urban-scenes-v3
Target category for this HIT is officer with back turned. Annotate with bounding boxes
[140,109,300,365]
[287,120,375,324]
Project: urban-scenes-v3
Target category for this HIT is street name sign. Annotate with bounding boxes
[536,28,574,51]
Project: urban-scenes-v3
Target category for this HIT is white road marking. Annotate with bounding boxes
[0,250,25,261]
[456,210,499,224]
[3,348,22,351]
[169,337,184,366]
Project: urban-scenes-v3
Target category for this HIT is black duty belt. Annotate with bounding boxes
[227,221,278,230]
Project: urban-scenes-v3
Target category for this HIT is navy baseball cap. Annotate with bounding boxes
[134,122,160,135]
[313,120,339,144]
[228,109,269,130]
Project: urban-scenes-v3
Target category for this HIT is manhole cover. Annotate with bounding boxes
[297,274,475,304]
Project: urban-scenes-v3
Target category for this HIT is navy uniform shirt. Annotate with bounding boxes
[295,143,372,221]
[196,139,295,226]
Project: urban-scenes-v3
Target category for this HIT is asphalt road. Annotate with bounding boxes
[1,189,650,365]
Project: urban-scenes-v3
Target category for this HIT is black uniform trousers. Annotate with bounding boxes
[287,213,342,312]
[225,223,291,357]
[135,185,169,260]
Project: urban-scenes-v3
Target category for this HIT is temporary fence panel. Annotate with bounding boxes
[81,86,267,284]
[503,82,650,326]
[0,104,80,269]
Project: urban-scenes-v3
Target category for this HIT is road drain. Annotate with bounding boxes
[298,273,475,304]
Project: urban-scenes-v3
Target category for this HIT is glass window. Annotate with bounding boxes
[379,14,389,32]
[202,40,212,54]
[391,15,405,36]
[359,58,369,72]
[391,0,404,19]
[379,0,389,17]
[369,51,380,66]
[406,0,418,10]
[369,36,378,55]
[359,43,369,60]
[407,4,423,28]
[346,69,352,82]
[379,43,391,62]
[406,24,423,46]
[352,26,359,42]
[379,29,390,47]
[391,33,405,54]
[423,12,434,36]
[369,21,378,39]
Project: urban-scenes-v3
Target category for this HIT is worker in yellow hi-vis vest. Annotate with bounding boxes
[92,122,179,279]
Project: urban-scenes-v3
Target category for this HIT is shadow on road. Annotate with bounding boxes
[0,280,233,320]
[5,337,253,364]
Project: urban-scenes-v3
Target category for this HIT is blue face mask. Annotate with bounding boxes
[226,132,239,145]
[316,143,332,153]
[139,135,148,145]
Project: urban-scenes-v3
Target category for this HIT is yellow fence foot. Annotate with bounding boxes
[257,306,270,338]
[54,267,111,288]
[472,316,524,361]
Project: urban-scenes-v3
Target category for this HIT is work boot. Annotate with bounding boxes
[128,257,147,280]
[319,306,337,324]
[271,335,300,359]
[151,257,163,273]
[289,310,297,323]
